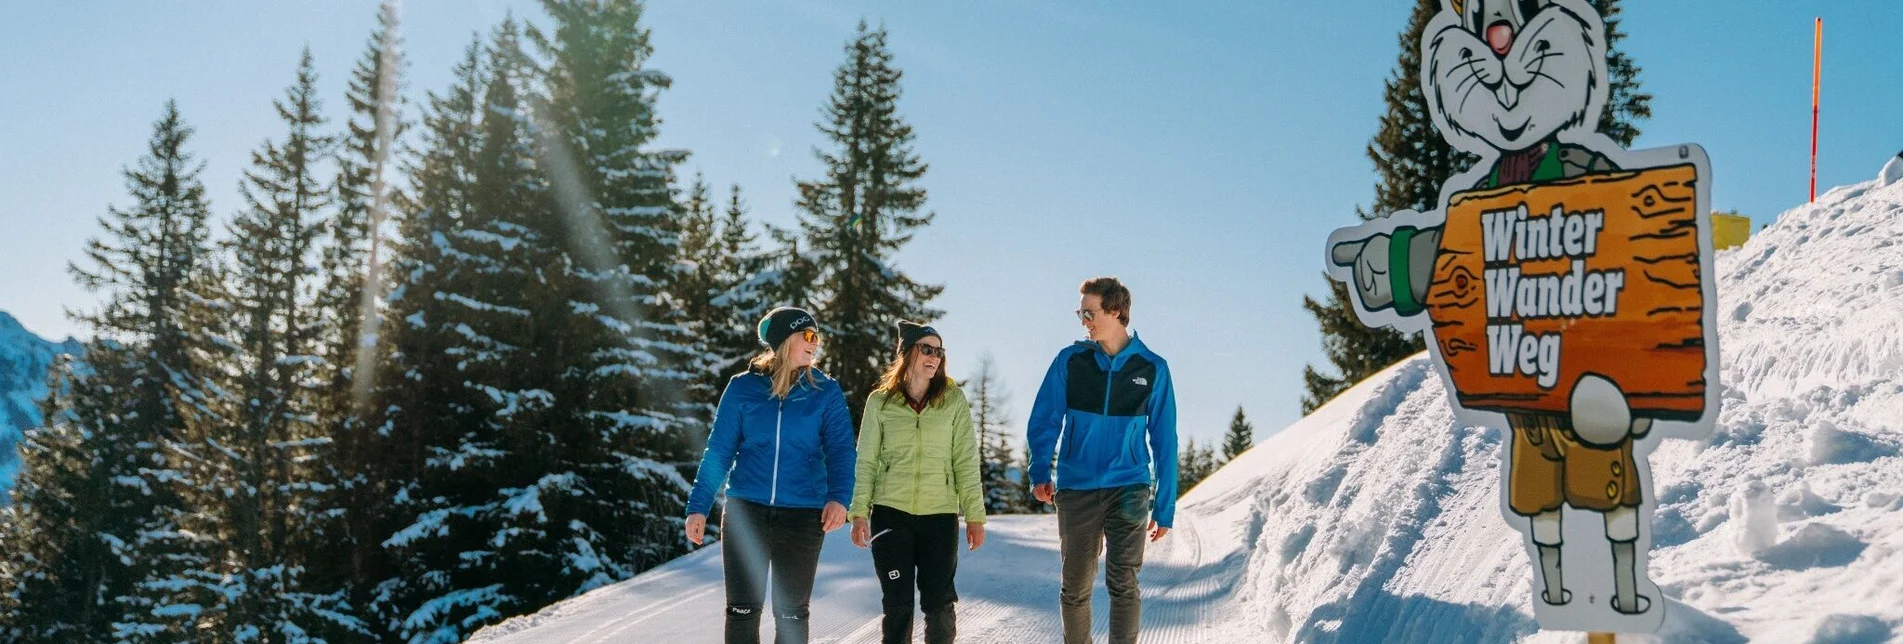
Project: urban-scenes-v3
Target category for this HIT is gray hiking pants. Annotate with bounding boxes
[1056,484,1151,644]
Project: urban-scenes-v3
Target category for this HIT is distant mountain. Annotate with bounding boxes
[0,311,83,498]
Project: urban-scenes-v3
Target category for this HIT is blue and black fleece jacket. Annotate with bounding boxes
[1027,333,1179,528]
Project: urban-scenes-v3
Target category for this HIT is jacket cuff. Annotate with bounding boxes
[1389,226,1424,316]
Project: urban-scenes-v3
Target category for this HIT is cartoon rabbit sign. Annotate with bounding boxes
[1324,0,1718,634]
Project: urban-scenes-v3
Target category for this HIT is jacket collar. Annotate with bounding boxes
[739,366,833,398]
[1074,332,1148,370]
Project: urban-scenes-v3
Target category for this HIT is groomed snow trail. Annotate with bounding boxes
[467,512,1219,644]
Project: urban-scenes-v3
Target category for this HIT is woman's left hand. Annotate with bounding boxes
[966,522,986,551]
[821,501,848,532]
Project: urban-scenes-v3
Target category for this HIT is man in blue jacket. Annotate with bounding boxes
[1027,277,1178,644]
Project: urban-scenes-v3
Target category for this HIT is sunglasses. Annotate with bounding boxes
[1075,309,1099,322]
[801,329,821,344]
[914,344,947,358]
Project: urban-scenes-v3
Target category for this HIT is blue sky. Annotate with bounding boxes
[3,1,1900,445]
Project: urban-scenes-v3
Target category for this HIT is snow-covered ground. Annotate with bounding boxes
[471,166,1903,643]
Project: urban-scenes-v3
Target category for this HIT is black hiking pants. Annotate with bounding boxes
[723,498,825,644]
[868,505,961,644]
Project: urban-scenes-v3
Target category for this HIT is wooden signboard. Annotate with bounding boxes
[1426,166,1706,420]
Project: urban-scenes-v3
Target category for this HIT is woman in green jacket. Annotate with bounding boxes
[849,321,986,644]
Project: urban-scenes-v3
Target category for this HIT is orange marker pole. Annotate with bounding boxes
[1811,17,1822,203]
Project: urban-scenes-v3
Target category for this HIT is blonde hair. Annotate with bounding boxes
[749,339,819,399]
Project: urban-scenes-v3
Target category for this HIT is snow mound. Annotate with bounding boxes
[1810,613,1893,644]
[1716,170,1903,400]
[1176,166,1903,642]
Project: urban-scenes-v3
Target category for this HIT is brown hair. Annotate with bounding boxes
[749,339,819,399]
[873,342,950,408]
[1080,276,1131,325]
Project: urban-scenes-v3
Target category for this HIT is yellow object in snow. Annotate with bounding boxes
[1712,213,1751,251]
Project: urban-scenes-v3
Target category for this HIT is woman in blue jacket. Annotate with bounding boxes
[686,307,857,644]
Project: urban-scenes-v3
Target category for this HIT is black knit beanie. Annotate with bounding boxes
[758,307,818,349]
[895,320,940,355]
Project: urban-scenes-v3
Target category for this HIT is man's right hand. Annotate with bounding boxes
[850,517,871,548]
[685,513,707,546]
[1033,482,1055,505]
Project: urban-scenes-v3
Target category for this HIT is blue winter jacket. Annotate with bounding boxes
[686,368,857,516]
[1027,333,1179,528]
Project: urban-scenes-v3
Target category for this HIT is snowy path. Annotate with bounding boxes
[469,512,1225,644]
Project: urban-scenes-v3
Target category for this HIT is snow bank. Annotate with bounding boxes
[1171,165,1903,642]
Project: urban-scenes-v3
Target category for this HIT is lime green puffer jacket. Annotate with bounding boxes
[849,384,986,523]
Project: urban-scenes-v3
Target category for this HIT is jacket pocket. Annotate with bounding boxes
[803,454,826,501]
[1125,418,1149,470]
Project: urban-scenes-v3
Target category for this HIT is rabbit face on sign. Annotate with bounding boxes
[1423,0,1609,157]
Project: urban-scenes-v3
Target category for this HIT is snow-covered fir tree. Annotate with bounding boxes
[0,101,229,642]
[1221,406,1253,463]
[968,354,1025,514]
[1176,439,1218,499]
[306,4,408,637]
[1019,444,1052,515]
[677,180,778,442]
[368,34,505,644]
[374,21,556,641]
[673,174,725,418]
[708,185,779,380]
[527,0,694,580]
[161,48,360,641]
[793,22,943,424]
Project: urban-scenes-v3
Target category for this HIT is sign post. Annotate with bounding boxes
[1811,17,1822,203]
[1324,0,1719,635]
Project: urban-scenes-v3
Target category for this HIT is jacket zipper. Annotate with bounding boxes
[770,398,784,505]
[913,410,923,512]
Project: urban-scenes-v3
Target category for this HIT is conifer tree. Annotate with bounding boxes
[794,22,942,423]
[0,101,219,642]
[675,174,725,416]
[168,48,357,640]
[967,354,1024,514]
[1221,406,1254,463]
[1592,0,1652,148]
[376,22,556,640]
[529,0,693,583]
[363,35,483,640]
[678,180,776,452]
[308,3,407,634]
[707,185,776,382]
[0,351,144,642]
[1176,439,1217,499]
[1302,0,1648,413]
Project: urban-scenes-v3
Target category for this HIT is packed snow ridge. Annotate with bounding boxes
[471,163,1903,643]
